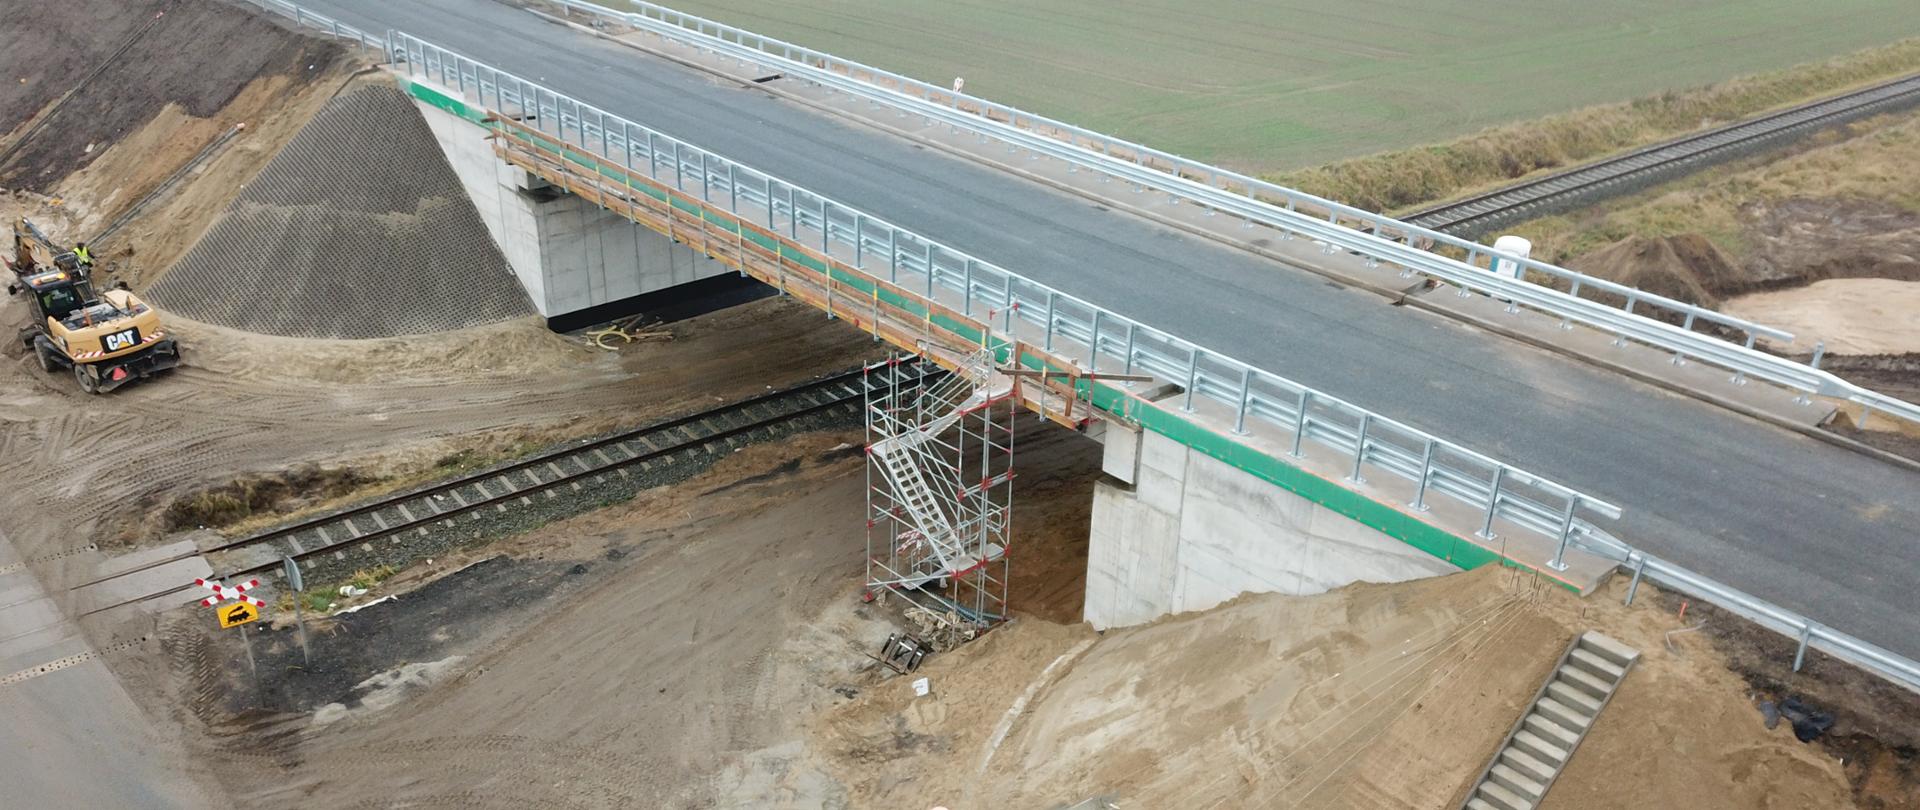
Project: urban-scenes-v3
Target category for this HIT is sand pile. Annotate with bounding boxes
[815,567,1858,809]
[150,84,531,339]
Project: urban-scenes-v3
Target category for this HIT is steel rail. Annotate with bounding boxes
[1407,72,1920,234]
[545,0,1920,431]
[76,364,927,615]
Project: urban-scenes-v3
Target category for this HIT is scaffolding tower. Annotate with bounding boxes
[864,350,1017,628]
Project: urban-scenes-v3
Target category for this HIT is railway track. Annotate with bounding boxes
[1405,71,1920,237]
[79,361,933,614]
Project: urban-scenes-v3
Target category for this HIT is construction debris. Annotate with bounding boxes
[584,324,672,350]
[903,604,978,652]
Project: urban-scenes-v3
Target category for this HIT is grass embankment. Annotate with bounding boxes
[1506,110,1920,266]
[1273,39,1920,215]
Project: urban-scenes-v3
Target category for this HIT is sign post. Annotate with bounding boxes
[199,578,266,680]
[283,557,310,665]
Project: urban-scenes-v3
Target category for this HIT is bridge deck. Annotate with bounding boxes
[300,0,1920,662]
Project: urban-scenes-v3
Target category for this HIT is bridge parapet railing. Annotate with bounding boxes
[541,0,1920,433]
[385,31,1920,695]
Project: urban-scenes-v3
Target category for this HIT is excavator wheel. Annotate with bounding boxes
[72,362,99,394]
[34,340,58,373]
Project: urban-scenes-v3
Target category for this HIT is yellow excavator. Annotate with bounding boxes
[5,218,178,393]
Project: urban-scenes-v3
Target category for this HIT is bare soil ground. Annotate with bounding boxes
[0,0,346,219]
[813,564,1872,809]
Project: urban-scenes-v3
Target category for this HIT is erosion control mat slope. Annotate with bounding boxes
[152,84,532,339]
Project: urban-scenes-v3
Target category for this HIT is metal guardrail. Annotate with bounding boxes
[546,0,1920,432]
[1572,524,1920,693]
[389,32,1625,570]
[241,0,383,51]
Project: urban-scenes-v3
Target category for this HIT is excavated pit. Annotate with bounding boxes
[150,83,532,339]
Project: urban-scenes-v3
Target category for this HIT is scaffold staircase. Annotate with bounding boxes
[865,350,1016,619]
[868,351,1003,575]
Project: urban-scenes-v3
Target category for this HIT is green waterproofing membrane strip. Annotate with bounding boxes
[404,78,1559,588]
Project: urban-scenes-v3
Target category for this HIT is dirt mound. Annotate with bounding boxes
[817,567,1859,809]
[0,0,342,203]
[1567,233,1746,307]
[149,84,532,338]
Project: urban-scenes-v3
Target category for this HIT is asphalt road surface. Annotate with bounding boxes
[301,0,1920,662]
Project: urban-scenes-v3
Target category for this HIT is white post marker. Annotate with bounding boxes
[283,556,310,665]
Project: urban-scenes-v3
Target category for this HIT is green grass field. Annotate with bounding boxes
[612,0,1920,173]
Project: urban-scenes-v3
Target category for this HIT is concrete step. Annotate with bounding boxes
[1500,747,1556,783]
[1511,730,1568,765]
[1567,648,1625,683]
[1546,680,1602,714]
[1489,762,1545,801]
[1460,632,1639,810]
[1476,780,1534,810]
[1526,710,1582,746]
[1558,662,1614,698]
[1577,631,1640,669]
[1534,698,1593,733]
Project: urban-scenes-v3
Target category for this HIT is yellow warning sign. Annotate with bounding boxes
[217,601,260,629]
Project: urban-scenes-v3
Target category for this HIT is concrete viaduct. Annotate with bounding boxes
[288,0,1920,678]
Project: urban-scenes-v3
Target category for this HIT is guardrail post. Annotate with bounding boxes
[887,228,898,282]
[1290,390,1311,457]
[924,242,936,298]
[819,199,831,255]
[699,152,711,201]
[1182,347,1199,412]
[1810,341,1827,370]
[727,163,738,211]
[1122,323,1137,378]
[963,260,975,317]
[764,176,775,229]
[1624,556,1648,606]
[1410,439,1435,511]
[1794,623,1814,672]
[852,214,865,268]
[787,185,798,239]
[1478,466,1506,539]
[671,141,683,191]
[1547,495,1579,571]
[1232,366,1252,435]
[1044,292,1057,352]
[1347,413,1370,483]
[1084,310,1104,372]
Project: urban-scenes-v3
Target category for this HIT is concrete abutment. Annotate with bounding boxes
[1086,424,1460,629]
[412,92,737,328]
